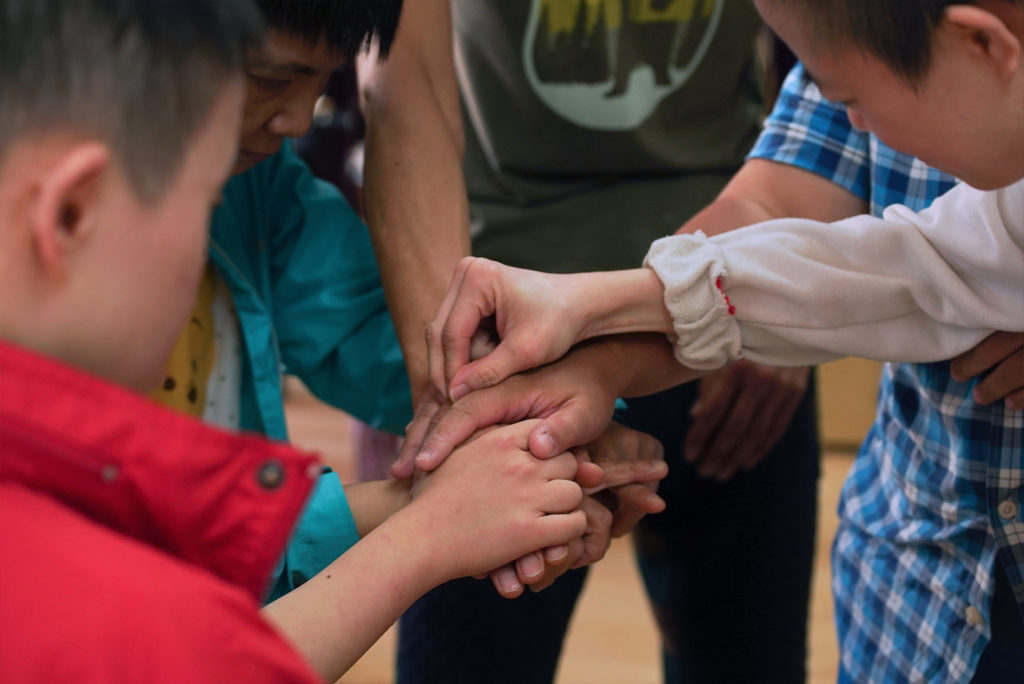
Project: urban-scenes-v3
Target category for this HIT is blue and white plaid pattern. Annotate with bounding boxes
[751,64,1024,683]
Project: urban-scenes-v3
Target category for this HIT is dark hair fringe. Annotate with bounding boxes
[256,0,403,58]
[782,0,1020,85]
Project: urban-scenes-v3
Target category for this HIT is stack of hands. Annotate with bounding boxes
[401,256,1024,598]
[398,257,671,598]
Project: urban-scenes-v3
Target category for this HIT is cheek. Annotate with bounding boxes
[238,103,270,147]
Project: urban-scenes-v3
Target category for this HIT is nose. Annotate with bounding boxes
[846,107,866,131]
[267,94,317,139]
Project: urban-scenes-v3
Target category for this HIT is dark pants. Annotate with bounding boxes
[397,382,821,684]
[969,560,1024,684]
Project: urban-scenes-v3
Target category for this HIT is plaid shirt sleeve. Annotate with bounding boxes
[748,63,871,202]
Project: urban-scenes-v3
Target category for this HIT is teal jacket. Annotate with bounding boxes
[209,143,411,599]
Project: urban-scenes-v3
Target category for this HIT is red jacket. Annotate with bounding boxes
[0,342,324,684]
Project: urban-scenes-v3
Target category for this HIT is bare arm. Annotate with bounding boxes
[359,0,469,395]
[681,159,867,235]
[341,479,410,537]
[262,422,586,681]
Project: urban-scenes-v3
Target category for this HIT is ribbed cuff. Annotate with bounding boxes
[643,233,742,370]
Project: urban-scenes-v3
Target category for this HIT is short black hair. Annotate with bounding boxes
[777,0,1021,84]
[256,0,403,58]
[0,0,263,202]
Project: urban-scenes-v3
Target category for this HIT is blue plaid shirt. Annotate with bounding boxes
[750,64,1024,683]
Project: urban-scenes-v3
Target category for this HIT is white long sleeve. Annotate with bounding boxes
[644,179,1024,368]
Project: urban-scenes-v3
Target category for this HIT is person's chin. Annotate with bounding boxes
[234,149,273,174]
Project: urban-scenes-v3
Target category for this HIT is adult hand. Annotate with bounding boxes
[426,256,587,401]
[950,331,1024,410]
[583,422,667,537]
[392,390,448,480]
[683,361,809,481]
[395,344,623,478]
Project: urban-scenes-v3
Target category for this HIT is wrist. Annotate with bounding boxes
[577,269,674,342]
[382,502,456,590]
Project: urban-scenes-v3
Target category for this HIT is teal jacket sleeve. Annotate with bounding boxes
[267,470,358,601]
[266,144,412,434]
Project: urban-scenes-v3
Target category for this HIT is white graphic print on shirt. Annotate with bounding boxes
[523,0,723,130]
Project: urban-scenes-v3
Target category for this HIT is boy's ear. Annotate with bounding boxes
[31,142,110,277]
[944,5,1021,81]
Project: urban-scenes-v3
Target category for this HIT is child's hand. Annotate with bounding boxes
[408,420,587,583]
[426,257,590,401]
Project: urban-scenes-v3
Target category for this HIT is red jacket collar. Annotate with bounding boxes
[0,341,319,601]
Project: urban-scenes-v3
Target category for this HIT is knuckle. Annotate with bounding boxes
[515,338,545,365]
[473,362,505,389]
[424,321,441,346]
[464,257,497,285]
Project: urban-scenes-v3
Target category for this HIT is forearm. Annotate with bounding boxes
[569,334,703,399]
[359,0,469,394]
[561,161,871,350]
[573,269,676,341]
[361,128,470,394]
[262,509,438,681]
[343,479,411,537]
[678,159,868,237]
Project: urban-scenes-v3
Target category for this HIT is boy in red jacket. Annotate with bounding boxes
[0,2,591,682]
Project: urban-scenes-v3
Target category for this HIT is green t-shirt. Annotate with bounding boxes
[452,0,765,271]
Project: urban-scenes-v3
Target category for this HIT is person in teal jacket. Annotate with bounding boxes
[214,141,411,599]
[151,1,410,600]
[153,0,664,606]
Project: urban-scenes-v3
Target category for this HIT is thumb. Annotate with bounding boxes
[528,403,611,459]
[449,343,523,401]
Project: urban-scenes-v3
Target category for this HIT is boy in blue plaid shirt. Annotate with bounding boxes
[744,3,1024,679]
[739,59,1022,683]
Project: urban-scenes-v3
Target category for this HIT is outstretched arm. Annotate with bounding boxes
[358,0,469,395]
[262,421,586,682]
[399,333,702,478]
[427,178,1023,400]
[646,179,1024,369]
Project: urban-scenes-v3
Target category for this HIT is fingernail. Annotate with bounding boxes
[536,428,556,457]
[450,383,470,402]
[1007,398,1020,411]
[414,449,433,468]
[545,545,569,563]
[496,566,521,594]
[519,554,544,579]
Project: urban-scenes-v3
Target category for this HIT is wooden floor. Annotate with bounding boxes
[284,383,853,684]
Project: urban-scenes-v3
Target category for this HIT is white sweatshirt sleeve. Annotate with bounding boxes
[643,179,1024,369]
